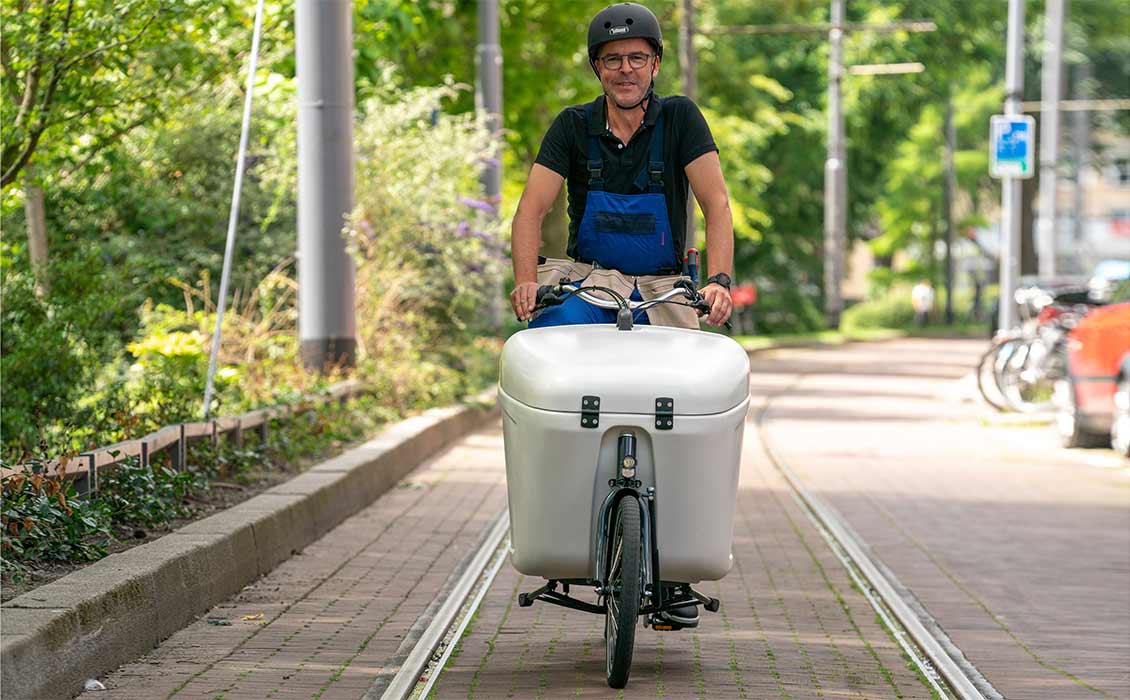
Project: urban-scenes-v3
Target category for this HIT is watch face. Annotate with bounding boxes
[711,273,731,289]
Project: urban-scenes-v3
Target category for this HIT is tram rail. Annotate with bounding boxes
[374,383,997,700]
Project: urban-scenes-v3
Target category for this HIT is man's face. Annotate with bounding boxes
[595,37,660,108]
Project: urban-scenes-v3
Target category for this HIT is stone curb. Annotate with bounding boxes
[0,391,499,700]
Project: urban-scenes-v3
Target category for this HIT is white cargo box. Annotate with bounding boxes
[499,324,750,583]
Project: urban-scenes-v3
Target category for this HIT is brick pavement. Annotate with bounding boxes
[76,372,941,700]
[759,338,1130,700]
[427,413,933,699]
[77,425,509,700]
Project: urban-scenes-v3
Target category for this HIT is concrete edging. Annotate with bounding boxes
[0,391,499,700]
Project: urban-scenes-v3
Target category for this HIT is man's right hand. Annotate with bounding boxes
[510,281,541,321]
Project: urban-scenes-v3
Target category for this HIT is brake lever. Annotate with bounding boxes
[690,299,733,330]
[673,279,698,297]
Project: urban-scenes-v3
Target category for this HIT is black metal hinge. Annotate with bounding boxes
[581,395,600,428]
[655,397,674,430]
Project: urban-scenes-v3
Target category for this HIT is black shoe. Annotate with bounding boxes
[654,603,699,630]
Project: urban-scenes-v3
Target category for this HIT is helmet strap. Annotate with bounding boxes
[609,80,654,113]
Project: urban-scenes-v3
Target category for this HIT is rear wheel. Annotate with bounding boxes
[999,340,1055,413]
[977,338,1017,412]
[604,496,641,689]
[1111,377,1130,458]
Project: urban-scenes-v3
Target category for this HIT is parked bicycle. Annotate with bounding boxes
[977,284,1103,413]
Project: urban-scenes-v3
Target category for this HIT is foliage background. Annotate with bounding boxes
[2,0,1128,459]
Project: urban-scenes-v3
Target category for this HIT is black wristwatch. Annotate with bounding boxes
[705,272,732,290]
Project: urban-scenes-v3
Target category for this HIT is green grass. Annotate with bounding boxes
[733,323,985,353]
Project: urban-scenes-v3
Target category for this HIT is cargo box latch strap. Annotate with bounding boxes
[581,395,600,429]
[655,397,674,430]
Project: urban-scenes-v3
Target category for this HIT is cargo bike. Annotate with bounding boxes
[499,276,751,688]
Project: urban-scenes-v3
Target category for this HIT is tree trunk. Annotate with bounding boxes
[23,170,49,296]
[540,186,569,258]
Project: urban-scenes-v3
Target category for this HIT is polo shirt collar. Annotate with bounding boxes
[588,93,663,136]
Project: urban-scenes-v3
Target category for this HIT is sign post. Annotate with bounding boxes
[990,115,1036,178]
[990,3,1033,335]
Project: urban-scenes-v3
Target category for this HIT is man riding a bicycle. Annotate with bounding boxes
[509,2,735,330]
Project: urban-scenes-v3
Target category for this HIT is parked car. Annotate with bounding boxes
[1054,302,1130,457]
[1088,259,1130,303]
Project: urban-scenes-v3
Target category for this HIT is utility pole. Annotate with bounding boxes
[476,0,503,329]
[824,0,847,328]
[476,0,502,206]
[1070,62,1091,250]
[999,0,1026,332]
[296,0,357,370]
[679,0,698,255]
[1036,0,1066,279]
[943,95,956,325]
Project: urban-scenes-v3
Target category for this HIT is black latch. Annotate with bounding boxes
[581,395,600,428]
[655,397,674,430]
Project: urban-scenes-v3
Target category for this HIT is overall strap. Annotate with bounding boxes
[583,101,604,191]
[633,98,665,194]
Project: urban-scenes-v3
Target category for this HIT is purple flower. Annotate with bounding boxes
[455,220,470,238]
[468,228,500,243]
[458,196,497,215]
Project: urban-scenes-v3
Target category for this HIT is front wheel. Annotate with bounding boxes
[605,496,642,689]
[1055,379,1109,448]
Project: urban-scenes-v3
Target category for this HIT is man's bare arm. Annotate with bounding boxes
[685,151,733,278]
[685,151,734,325]
[510,163,565,320]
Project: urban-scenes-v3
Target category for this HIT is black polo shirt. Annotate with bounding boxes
[533,93,718,263]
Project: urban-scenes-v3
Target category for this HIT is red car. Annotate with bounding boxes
[1055,302,1130,456]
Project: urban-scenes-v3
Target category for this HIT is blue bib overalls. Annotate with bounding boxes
[530,100,678,328]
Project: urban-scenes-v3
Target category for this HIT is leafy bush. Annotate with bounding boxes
[45,76,298,318]
[0,471,111,574]
[97,459,207,530]
[841,284,983,333]
[841,287,919,332]
[0,242,134,458]
[2,83,506,582]
[346,83,505,412]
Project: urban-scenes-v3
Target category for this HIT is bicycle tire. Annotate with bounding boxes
[999,339,1056,414]
[605,496,641,689]
[976,339,1014,412]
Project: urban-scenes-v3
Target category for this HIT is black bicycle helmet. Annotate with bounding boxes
[587,2,664,67]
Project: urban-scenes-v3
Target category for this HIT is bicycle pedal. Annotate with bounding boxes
[652,623,675,631]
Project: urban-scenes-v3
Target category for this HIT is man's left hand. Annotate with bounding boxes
[699,283,733,326]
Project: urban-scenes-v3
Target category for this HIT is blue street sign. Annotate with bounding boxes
[990,115,1036,178]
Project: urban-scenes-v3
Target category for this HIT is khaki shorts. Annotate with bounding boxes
[535,258,700,329]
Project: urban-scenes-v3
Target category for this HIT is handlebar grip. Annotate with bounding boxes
[535,285,564,307]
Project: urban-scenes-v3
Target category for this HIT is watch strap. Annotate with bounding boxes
[706,273,732,290]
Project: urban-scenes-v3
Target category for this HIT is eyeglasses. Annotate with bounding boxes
[596,52,654,71]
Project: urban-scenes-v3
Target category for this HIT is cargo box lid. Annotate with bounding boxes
[499,325,750,415]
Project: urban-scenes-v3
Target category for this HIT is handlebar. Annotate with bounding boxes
[530,281,722,331]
